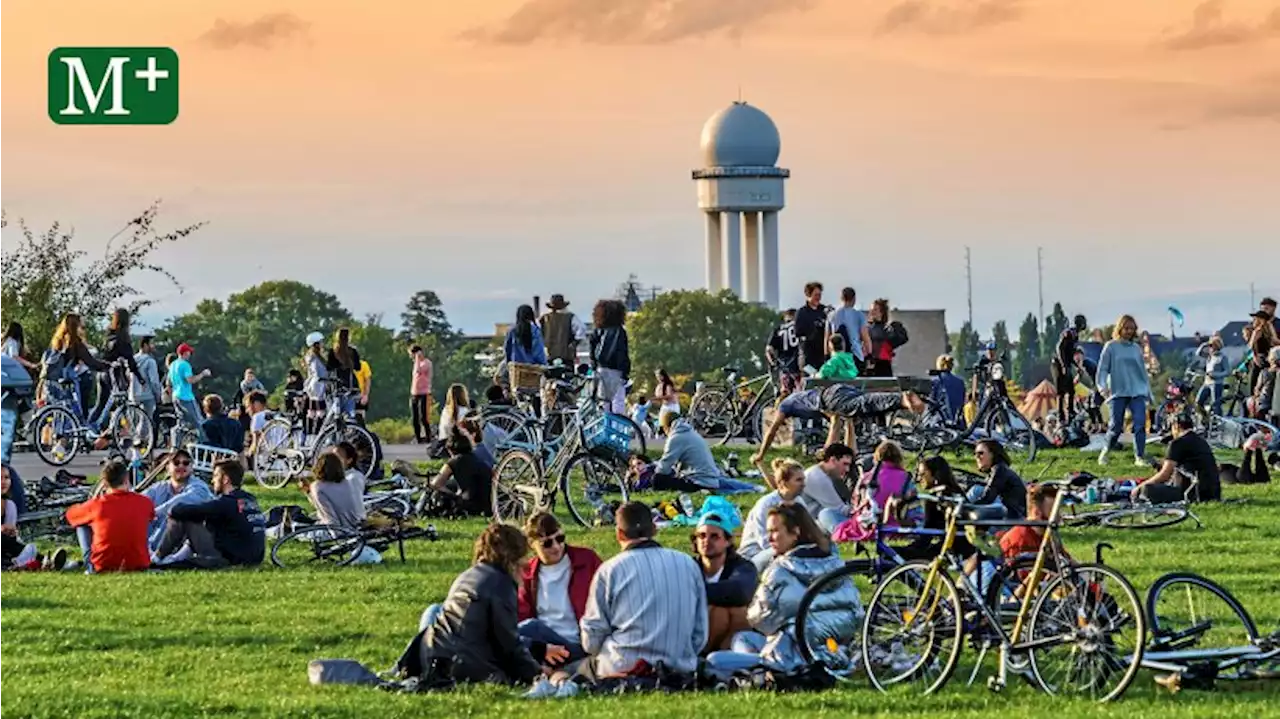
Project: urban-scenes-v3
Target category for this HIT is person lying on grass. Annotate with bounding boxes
[515,512,603,669]
[751,383,926,461]
[65,460,154,574]
[152,460,266,569]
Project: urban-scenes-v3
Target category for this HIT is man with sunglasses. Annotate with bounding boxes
[692,513,758,652]
[517,512,602,672]
[141,448,215,553]
[154,460,266,569]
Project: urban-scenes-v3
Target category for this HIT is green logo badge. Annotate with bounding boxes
[48,47,179,125]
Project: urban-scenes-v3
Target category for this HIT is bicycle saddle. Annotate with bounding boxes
[545,366,571,380]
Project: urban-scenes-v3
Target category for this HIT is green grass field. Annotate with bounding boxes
[4,445,1280,718]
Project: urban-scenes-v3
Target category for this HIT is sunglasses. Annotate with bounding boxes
[540,533,566,549]
[171,460,192,467]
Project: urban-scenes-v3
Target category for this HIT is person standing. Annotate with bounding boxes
[865,298,905,378]
[409,345,433,444]
[793,282,828,374]
[88,309,146,434]
[2,322,39,373]
[130,335,163,426]
[825,287,871,373]
[325,328,362,419]
[1096,314,1152,466]
[353,355,372,425]
[589,300,630,415]
[540,294,586,368]
[168,343,211,439]
[1246,310,1278,395]
[1197,338,1229,416]
[1050,316,1086,421]
[765,309,802,395]
[504,305,548,366]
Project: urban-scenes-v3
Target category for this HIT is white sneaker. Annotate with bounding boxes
[1097,447,1110,465]
[554,680,579,698]
[523,677,557,699]
[1134,457,1149,468]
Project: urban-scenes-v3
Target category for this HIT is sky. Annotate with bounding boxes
[2,0,1278,338]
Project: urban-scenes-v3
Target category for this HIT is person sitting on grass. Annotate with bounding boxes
[428,429,493,517]
[830,439,913,541]
[332,441,367,514]
[153,460,266,569]
[740,459,807,572]
[408,523,553,687]
[899,456,977,562]
[800,442,855,532]
[143,448,215,551]
[692,512,759,652]
[1129,414,1220,504]
[969,439,1027,520]
[705,504,860,681]
[3,466,68,571]
[199,394,245,454]
[998,483,1069,564]
[650,413,762,494]
[752,384,926,461]
[458,418,495,471]
[300,453,364,530]
[516,512,603,668]
[65,460,155,574]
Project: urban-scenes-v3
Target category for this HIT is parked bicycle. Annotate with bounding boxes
[252,378,381,489]
[26,359,154,466]
[688,366,780,445]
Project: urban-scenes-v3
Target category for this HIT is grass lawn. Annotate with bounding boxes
[3,445,1279,718]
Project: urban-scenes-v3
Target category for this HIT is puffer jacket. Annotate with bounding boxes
[746,543,862,672]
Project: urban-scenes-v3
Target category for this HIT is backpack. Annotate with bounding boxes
[886,321,909,349]
[40,347,70,383]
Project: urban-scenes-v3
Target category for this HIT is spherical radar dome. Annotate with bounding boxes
[699,101,781,168]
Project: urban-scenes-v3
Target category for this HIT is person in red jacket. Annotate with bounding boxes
[516,512,603,668]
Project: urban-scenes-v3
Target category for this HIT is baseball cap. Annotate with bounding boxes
[696,512,733,536]
[305,331,324,345]
[176,342,193,355]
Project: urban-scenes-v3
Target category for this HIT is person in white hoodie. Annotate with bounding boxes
[1196,337,1229,416]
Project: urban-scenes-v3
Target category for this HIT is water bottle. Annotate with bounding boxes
[678,493,696,518]
[1084,485,1099,505]
[425,524,438,541]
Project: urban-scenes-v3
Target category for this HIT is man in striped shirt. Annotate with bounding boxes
[579,502,708,678]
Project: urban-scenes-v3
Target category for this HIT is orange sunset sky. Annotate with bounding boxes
[2,0,1278,334]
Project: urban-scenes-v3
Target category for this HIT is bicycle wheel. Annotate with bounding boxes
[365,493,412,518]
[795,561,874,680]
[1146,572,1260,678]
[1099,507,1190,530]
[984,407,1038,465]
[31,405,82,466]
[108,403,155,458]
[560,452,629,528]
[689,389,729,437]
[492,449,545,524]
[862,561,964,695]
[270,524,365,568]
[1026,563,1146,702]
[319,423,380,478]
[254,418,300,489]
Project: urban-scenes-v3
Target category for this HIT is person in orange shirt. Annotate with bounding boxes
[998,483,1066,562]
[65,461,155,574]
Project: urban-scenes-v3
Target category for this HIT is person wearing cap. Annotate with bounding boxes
[691,512,758,652]
[1252,346,1280,423]
[168,343,211,440]
[1246,309,1278,395]
[302,332,328,434]
[539,294,586,367]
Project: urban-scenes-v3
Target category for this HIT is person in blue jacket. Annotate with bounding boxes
[504,305,547,366]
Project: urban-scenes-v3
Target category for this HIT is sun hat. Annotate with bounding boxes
[305,331,324,346]
[546,294,570,310]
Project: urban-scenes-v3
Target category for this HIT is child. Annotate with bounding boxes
[630,395,653,439]
[626,453,654,491]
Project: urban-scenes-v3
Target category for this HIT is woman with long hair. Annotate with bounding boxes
[87,308,146,432]
[504,305,547,366]
[970,438,1027,519]
[900,455,977,561]
[1096,314,1152,466]
[302,332,328,435]
[865,298,896,377]
[41,314,108,411]
[2,322,38,372]
[410,523,549,685]
[589,299,631,414]
[829,440,911,539]
[739,458,807,571]
[438,383,470,442]
[299,452,362,529]
[1247,311,1279,395]
[705,502,860,680]
[325,327,362,419]
[654,368,680,430]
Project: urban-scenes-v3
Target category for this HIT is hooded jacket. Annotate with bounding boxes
[654,419,723,489]
[517,544,603,623]
[746,543,861,672]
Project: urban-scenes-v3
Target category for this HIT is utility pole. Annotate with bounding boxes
[1251,282,1256,310]
[1037,246,1045,328]
[965,246,973,327]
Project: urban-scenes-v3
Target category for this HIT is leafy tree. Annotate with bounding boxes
[954,321,983,379]
[399,290,457,345]
[435,339,494,403]
[0,202,204,351]
[349,315,409,422]
[991,320,1011,360]
[1015,312,1041,389]
[628,289,778,382]
[1041,302,1069,359]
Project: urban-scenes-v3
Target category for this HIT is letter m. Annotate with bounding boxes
[59,56,130,116]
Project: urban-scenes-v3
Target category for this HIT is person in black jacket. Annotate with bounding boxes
[970,439,1027,519]
[793,282,829,373]
[408,523,551,685]
[692,513,759,652]
[589,299,631,414]
[88,309,146,434]
[325,327,362,418]
[153,460,266,569]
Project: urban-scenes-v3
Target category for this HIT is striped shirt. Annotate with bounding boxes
[580,540,708,675]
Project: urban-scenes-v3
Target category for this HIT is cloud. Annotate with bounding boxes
[876,0,1027,35]
[461,0,815,45]
[199,12,310,50]
[1161,0,1280,51]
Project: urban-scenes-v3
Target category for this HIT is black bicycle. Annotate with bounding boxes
[688,366,779,445]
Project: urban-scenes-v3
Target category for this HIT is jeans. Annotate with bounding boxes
[76,525,96,574]
[155,517,225,566]
[518,618,587,663]
[2,406,18,466]
[420,603,443,632]
[87,374,114,431]
[1106,395,1147,458]
[706,630,771,679]
[176,398,205,441]
[1195,382,1224,416]
[818,507,849,533]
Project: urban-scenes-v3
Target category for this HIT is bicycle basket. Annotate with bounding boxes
[508,362,546,391]
[582,411,634,460]
[188,443,241,477]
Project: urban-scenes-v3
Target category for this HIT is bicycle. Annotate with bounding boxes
[1059,468,1202,530]
[270,520,437,568]
[860,474,1146,702]
[490,387,630,527]
[252,378,381,489]
[688,366,779,445]
[1143,572,1280,688]
[891,372,1039,466]
[27,359,155,467]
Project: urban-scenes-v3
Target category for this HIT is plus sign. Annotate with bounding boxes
[134,56,169,93]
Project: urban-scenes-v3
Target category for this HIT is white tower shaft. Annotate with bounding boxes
[742,212,760,302]
[723,212,742,296]
[762,211,779,309]
[704,212,723,291]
